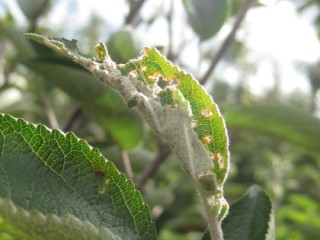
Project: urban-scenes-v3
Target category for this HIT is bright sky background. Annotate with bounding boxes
[1,0,320,96]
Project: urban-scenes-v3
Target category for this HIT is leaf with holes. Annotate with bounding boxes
[119,48,229,187]
[24,34,230,238]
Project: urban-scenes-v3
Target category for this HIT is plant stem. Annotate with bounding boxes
[63,107,83,132]
[210,219,223,240]
[125,0,146,25]
[136,143,171,190]
[198,190,224,240]
[120,148,134,180]
[28,0,51,32]
[44,96,59,129]
[200,0,256,84]
[166,0,174,61]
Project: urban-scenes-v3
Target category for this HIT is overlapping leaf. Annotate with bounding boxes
[201,186,273,240]
[25,60,143,149]
[0,26,143,149]
[24,34,230,236]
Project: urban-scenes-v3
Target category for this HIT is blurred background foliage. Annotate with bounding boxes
[0,0,320,239]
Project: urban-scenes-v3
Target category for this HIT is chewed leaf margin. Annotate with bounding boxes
[119,47,229,186]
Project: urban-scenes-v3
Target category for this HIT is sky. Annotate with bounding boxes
[244,1,320,94]
[1,0,320,96]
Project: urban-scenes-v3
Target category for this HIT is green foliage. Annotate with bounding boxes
[107,29,140,64]
[0,25,34,57]
[0,114,156,240]
[25,59,143,149]
[225,104,320,156]
[24,33,232,238]
[202,186,272,240]
[182,0,227,41]
[16,0,49,21]
[0,198,120,240]
[277,194,320,239]
[0,25,143,149]
[1,1,319,239]
[222,186,272,240]
[119,47,229,187]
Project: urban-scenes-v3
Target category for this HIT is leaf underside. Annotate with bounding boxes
[0,198,120,240]
[119,48,229,185]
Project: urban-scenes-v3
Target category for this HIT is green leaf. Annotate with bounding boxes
[222,185,272,240]
[119,47,229,187]
[225,104,320,156]
[24,59,143,150]
[23,34,230,236]
[182,0,228,41]
[0,25,35,58]
[22,34,143,149]
[16,0,48,21]
[0,113,156,240]
[0,198,120,240]
[107,29,140,64]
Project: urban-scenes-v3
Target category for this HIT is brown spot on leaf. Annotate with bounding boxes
[201,109,214,118]
[202,135,213,144]
[147,72,161,82]
[215,153,225,169]
[191,120,199,128]
[128,70,138,78]
[94,171,105,180]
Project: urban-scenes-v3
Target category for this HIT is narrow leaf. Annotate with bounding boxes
[23,34,230,236]
[0,113,156,240]
[119,47,229,187]
[0,25,35,58]
[225,104,320,156]
[222,185,272,240]
[24,59,143,149]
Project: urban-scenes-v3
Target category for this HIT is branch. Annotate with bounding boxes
[166,0,174,60]
[63,107,84,132]
[136,143,171,190]
[43,96,59,129]
[125,0,146,25]
[200,0,256,85]
[28,0,51,32]
[120,148,134,180]
[24,35,231,235]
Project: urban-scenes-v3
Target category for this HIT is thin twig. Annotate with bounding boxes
[44,96,59,129]
[200,0,256,84]
[136,143,171,190]
[63,106,84,132]
[166,0,174,60]
[125,0,146,25]
[120,148,134,180]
